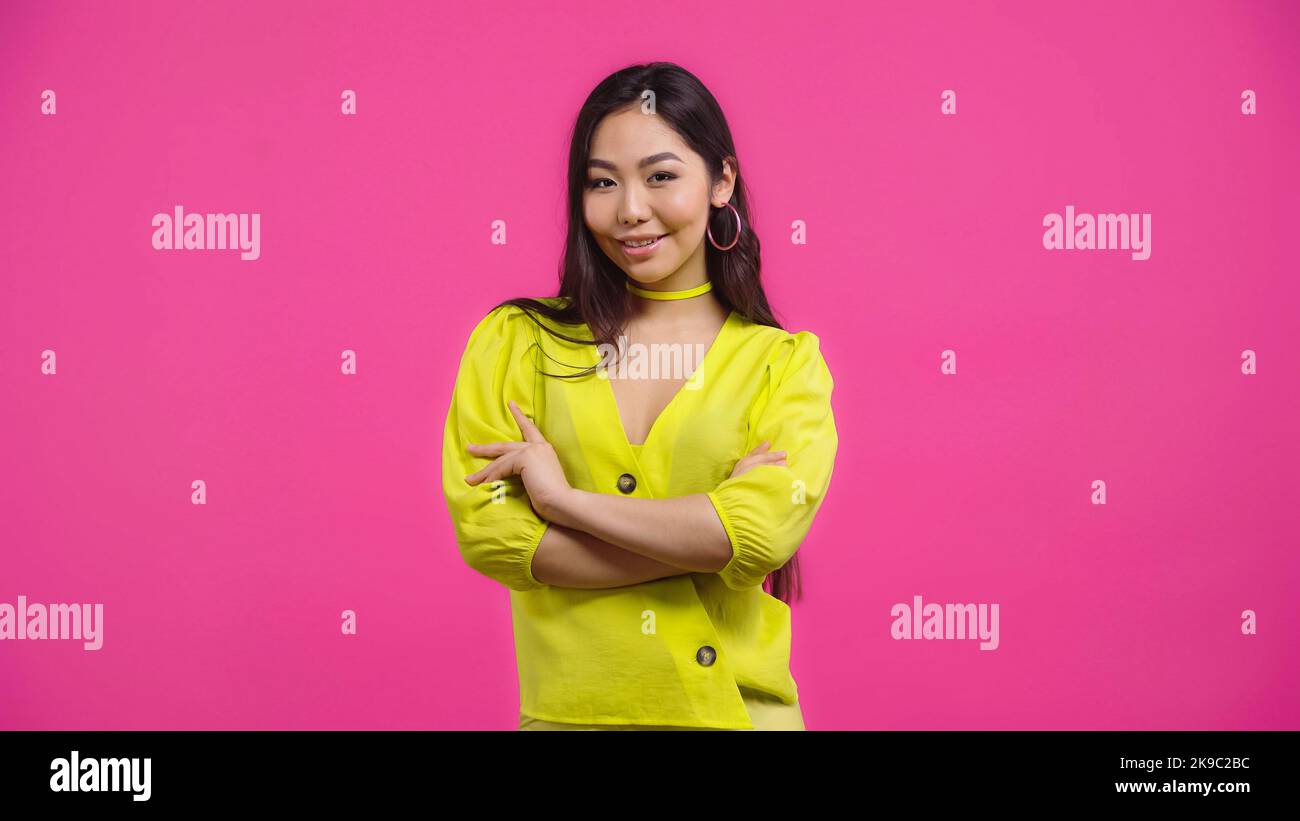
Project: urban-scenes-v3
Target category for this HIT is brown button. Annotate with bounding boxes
[616,473,637,494]
[696,645,717,666]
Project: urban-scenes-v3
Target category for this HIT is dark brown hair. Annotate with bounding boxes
[494,61,801,604]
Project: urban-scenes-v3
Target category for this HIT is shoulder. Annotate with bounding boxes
[730,314,829,380]
[474,297,567,327]
[460,298,589,365]
[467,297,573,340]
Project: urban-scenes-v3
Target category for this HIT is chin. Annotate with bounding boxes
[626,271,673,285]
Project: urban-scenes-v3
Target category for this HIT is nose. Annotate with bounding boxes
[617,184,652,226]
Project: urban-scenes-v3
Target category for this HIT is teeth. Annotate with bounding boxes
[623,236,661,247]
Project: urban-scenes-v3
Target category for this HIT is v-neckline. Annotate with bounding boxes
[595,309,737,450]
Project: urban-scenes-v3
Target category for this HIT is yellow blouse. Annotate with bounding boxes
[440,298,839,729]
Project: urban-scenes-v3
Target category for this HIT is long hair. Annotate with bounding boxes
[494,61,801,604]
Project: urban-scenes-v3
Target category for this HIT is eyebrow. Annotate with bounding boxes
[587,152,684,171]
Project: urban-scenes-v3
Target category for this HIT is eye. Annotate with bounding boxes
[587,172,675,190]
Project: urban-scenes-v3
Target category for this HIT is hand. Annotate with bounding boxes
[730,440,787,478]
[465,400,573,521]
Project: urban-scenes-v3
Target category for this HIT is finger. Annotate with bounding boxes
[467,441,528,457]
[749,441,771,454]
[508,400,546,444]
[466,462,509,486]
[465,453,518,485]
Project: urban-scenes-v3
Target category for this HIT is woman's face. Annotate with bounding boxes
[583,107,735,288]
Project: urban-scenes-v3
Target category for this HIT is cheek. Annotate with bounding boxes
[583,194,620,232]
[660,196,712,237]
[660,190,705,229]
[582,198,601,230]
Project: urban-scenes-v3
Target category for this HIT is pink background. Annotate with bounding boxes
[2,0,1296,729]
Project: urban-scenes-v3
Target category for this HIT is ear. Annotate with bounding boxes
[711,157,738,207]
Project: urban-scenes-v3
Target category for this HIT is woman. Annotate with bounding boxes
[441,62,838,730]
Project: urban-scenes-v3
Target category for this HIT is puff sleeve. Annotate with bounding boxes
[440,305,550,592]
[706,331,839,591]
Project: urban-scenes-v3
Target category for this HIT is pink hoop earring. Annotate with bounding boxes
[707,201,742,251]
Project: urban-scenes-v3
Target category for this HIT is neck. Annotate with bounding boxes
[624,276,729,325]
[625,278,713,301]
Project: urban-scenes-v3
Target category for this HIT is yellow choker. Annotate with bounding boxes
[625,279,714,301]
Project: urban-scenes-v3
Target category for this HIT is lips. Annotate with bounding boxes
[620,233,667,256]
[621,234,665,246]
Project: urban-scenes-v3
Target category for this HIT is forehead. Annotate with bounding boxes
[589,108,694,165]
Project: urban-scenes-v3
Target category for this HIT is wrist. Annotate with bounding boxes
[541,486,585,529]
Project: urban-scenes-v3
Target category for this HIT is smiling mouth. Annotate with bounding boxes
[620,234,667,248]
